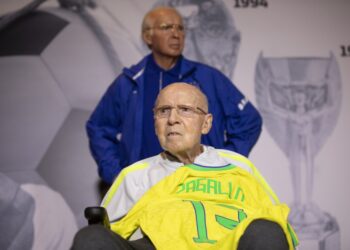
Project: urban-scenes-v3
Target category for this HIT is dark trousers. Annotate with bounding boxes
[71,219,289,250]
[71,225,155,250]
[237,219,290,250]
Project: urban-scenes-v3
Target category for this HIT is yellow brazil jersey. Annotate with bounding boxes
[110,163,298,250]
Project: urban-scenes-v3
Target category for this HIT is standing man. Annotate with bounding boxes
[86,6,262,184]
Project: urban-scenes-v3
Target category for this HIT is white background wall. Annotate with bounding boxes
[1,0,349,249]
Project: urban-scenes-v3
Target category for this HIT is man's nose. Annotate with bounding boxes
[171,28,180,37]
[171,25,183,36]
[167,108,181,124]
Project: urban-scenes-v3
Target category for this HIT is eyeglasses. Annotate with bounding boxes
[154,105,207,118]
[149,23,185,33]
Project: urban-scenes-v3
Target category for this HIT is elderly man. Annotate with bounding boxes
[73,83,297,250]
[86,6,262,184]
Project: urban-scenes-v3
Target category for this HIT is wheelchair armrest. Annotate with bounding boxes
[84,206,110,229]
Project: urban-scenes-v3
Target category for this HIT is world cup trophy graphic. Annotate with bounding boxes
[255,53,341,250]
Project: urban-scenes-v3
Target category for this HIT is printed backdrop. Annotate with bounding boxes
[0,0,349,249]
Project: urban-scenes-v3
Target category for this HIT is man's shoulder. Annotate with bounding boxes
[114,55,149,82]
[216,148,247,157]
[182,56,224,75]
[106,56,149,93]
[120,154,160,177]
[195,146,252,173]
[215,148,254,173]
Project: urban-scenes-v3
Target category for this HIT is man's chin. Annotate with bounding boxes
[163,143,185,154]
[166,49,183,57]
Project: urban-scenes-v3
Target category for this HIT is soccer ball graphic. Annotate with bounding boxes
[0,5,117,248]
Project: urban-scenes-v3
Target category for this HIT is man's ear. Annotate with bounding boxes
[201,114,213,135]
[142,31,152,47]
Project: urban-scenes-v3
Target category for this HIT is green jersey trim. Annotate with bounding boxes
[185,163,236,171]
